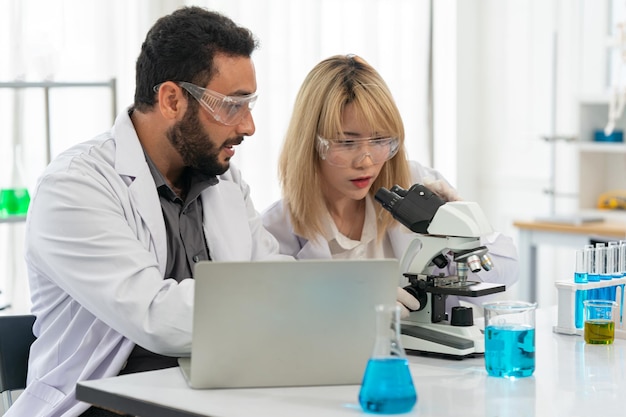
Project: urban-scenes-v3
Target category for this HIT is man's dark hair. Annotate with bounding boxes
[133,6,259,111]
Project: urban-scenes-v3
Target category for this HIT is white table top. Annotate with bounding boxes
[76,307,626,417]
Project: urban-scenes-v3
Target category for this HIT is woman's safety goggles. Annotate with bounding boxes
[316,135,400,167]
[153,81,257,126]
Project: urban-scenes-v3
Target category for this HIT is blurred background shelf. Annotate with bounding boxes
[0,217,26,224]
[0,80,117,164]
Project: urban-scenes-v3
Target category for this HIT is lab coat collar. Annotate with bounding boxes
[200,175,253,261]
[111,108,149,180]
[111,108,168,275]
[297,236,332,258]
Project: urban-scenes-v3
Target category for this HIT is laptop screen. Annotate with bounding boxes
[182,259,399,388]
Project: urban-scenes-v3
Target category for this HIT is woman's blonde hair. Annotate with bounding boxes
[278,54,412,242]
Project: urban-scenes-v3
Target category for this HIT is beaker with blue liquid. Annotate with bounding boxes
[483,301,536,378]
[359,304,417,414]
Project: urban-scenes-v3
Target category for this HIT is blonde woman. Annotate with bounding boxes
[262,55,518,316]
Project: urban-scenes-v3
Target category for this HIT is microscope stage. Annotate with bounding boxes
[428,281,505,297]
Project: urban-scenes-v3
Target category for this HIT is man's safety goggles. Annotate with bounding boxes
[153,81,257,126]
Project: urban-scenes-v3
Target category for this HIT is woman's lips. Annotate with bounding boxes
[351,177,371,189]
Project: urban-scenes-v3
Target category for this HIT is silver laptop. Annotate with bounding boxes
[178,259,398,389]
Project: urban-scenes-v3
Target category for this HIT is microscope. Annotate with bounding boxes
[375,184,506,358]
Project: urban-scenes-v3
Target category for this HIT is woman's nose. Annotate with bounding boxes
[353,152,375,167]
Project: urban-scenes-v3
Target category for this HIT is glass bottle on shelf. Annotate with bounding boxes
[0,143,30,219]
[359,304,417,414]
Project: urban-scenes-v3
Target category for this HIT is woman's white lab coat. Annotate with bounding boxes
[262,161,519,307]
[7,110,288,417]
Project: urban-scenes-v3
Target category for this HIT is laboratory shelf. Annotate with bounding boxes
[0,79,117,164]
[579,93,612,105]
[572,98,626,211]
[577,141,626,153]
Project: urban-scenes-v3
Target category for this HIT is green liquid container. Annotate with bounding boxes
[0,187,30,218]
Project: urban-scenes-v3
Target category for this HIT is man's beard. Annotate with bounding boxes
[166,107,239,176]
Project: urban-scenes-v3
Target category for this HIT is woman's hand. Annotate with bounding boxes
[396,287,420,319]
[423,177,462,202]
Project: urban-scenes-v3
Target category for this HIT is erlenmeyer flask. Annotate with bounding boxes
[0,144,30,218]
[359,304,417,414]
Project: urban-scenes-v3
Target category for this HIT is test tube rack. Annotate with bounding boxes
[554,277,626,338]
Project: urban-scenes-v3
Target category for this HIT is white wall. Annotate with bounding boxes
[0,0,433,313]
[456,0,612,307]
[0,0,617,312]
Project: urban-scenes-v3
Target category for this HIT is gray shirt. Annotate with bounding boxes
[146,155,217,280]
[121,153,217,374]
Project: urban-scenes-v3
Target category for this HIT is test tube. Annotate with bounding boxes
[586,244,600,301]
[596,243,610,300]
[574,249,588,329]
[619,240,626,324]
[574,249,588,283]
[586,244,599,282]
[598,243,610,281]
[619,240,626,276]
[608,242,620,300]
[608,242,620,277]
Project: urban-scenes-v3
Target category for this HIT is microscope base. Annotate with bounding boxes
[400,321,485,358]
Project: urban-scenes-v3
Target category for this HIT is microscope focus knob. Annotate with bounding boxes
[450,306,474,327]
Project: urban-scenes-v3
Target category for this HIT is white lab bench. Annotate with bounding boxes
[76,306,626,417]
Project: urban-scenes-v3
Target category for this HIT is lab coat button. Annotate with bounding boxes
[193,255,200,263]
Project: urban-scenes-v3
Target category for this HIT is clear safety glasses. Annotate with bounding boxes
[153,81,257,126]
[316,135,400,168]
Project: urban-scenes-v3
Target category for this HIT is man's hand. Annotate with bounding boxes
[423,177,462,202]
[397,287,420,319]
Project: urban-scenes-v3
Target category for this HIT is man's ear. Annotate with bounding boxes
[156,81,185,119]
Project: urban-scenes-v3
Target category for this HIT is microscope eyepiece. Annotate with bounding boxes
[389,185,408,197]
[375,184,445,234]
[374,187,400,211]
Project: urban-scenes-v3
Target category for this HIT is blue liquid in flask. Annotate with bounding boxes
[359,357,417,414]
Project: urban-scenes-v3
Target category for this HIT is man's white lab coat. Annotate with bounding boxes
[6,110,289,417]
